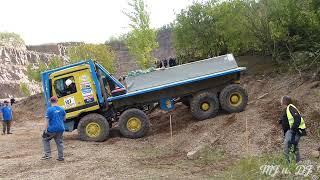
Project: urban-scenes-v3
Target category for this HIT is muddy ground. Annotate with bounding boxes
[0,57,319,179]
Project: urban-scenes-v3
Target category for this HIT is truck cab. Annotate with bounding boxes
[42,60,128,141]
[50,64,100,119]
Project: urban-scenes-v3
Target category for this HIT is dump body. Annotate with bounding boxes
[125,54,240,93]
[110,68,243,108]
[108,54,245,108]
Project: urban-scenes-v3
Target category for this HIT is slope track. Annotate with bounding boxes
[1,57,319,179]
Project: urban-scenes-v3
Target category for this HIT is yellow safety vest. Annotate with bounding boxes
[286,104,306,129]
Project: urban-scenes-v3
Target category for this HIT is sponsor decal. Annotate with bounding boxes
[64,96,76,108]
[79,76,94,104]
[80,75,89,82]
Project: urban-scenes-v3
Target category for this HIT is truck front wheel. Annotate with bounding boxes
[78,113,110,142]
[219,84,248,113]
[190,90,219,120]
[119,108,150,139]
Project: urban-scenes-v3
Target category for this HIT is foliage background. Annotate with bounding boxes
[124,0,159,69]
[27,56,64,82]
[68,44,116,73]
[172,0,320,71]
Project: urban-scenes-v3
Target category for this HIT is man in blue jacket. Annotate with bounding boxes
[1,101,13,135]
[42,96,66,161]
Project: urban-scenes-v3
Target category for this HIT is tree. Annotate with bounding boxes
[27,56,63,82]
[0,32,25,48]
[244,0,320,69]
[173,0,320,71]
[124,0,159,69]
[173,1,255,63]
[68,44,116,73]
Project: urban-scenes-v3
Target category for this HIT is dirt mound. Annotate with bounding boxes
[146,72,320,158]
[13,93,45,121]
[10,55,319,158]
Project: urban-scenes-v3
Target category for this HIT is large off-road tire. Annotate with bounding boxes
[190,90,220,121]
[78,113,109,142]
[219,84,248,113]
[118,108,150,139]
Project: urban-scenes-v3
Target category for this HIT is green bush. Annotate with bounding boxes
[68,44,116,73]
[20,83,30,96]
[27,56,63,82]
[173,0,320,71]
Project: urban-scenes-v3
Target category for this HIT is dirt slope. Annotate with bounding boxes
[1,56,319,179]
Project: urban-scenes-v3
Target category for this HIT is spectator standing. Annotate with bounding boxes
[42,96,66,161]
[1,101,13,135]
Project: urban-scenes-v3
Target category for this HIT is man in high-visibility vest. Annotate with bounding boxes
[279,96,306,163]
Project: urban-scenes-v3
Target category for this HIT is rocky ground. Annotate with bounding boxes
[0,57,319,179]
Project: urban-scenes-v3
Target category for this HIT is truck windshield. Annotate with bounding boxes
[54,76,77,98]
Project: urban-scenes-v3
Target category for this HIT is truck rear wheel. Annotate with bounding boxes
[219,84,248,113]
[118,108,149,139]
[190,90,219,120]
[78,113,109,142]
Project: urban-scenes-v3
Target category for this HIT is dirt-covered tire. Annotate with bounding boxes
[219,84,248,113]
[78,113,109,142]
[190,90,220,121]
[118,108,149,139]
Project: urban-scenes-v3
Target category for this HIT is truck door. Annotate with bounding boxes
[51,69,100,119]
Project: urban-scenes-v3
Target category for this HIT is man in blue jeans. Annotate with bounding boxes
[42,96,66,161]
[279,96,306,163]
[1,101,13,135]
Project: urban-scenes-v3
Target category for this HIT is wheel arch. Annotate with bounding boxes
[68,109,112,130]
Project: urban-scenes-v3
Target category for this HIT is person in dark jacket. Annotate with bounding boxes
[158,57,177,69]
[279,96,306,163]
[168,58,177,67]
[10,98,15,106]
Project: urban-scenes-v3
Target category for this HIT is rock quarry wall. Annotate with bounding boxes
[0,46,60,98]
[0,29,175,99]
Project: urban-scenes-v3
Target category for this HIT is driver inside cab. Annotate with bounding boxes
[65,78,76,95]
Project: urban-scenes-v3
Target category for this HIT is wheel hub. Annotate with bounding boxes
[230,93,243,106]
[201,102,210,111]
[86,122,101,138]
[127,117,142,132]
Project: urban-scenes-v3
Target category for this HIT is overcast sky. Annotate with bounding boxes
[0,0,193,45]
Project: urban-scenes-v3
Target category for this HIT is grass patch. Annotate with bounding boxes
[167,146,227,177]
[315,89,320,97]
[236,56,281,75]
[193,146,225,165]
[213,153,319,180]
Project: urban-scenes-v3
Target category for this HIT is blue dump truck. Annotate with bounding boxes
[41,54,248,141]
